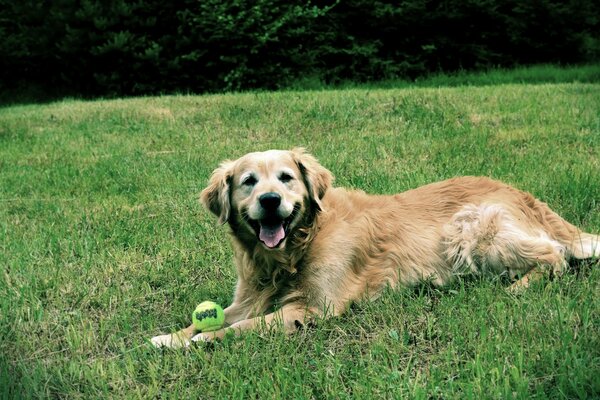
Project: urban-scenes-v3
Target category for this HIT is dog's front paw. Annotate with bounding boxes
[191,332,211,343]
[150,333,190,349]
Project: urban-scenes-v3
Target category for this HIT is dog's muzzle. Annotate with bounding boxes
[248,192,296,249]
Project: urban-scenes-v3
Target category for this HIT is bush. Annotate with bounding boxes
[1,0,598,97]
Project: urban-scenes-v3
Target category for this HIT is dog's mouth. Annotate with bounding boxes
[247,206,299,249]
[249,218,290,249]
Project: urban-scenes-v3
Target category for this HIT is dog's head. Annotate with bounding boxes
[201,148,332,250]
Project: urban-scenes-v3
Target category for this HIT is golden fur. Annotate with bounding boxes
[151,148,599,348]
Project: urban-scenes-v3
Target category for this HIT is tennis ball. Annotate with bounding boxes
[192,301,225,332]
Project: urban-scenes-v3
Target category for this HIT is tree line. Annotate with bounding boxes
[1,0,598,97]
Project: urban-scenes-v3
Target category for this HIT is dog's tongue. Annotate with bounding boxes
[259,222,285,248]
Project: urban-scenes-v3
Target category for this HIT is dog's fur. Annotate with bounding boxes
[151,148,599,348]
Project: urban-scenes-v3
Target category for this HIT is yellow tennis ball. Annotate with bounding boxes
[192,301,225,332]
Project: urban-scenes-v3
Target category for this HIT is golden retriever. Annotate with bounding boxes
[151,148,599,348]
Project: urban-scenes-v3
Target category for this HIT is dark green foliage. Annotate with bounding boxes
[1,0,599,97]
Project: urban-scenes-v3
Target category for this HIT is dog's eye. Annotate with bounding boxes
[242,176,257,186]
[279,173,294,183]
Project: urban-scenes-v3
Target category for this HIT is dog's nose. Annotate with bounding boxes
[259,192,281,211]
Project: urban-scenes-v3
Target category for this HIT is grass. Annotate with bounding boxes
[1,65,599,398]
[289,63,600,91]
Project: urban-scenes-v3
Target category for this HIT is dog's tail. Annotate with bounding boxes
[530,196,600,259]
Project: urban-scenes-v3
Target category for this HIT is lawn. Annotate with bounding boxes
[1,66,599,398]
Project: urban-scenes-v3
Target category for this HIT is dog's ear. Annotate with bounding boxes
[291,148,333,211]
[200,160,235,224]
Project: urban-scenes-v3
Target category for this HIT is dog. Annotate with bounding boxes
[151,148,599,348]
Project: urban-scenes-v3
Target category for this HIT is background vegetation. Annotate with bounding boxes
[1,0,599,98]
[1,66,599,398]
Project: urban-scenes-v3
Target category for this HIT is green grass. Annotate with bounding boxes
[1,66,600,398]
[289,63,600,91]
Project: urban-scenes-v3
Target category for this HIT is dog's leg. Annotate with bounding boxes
[507,242,569,293]
[507,267,547,292]
[221,278,273,326]
[191,303,316,343]
[223,302,253,326]
[504,234,569,293]
[567,232,600,259]
[150,279,268,348]
[149,302,249,348]
[149,300,257,348]
[150,324,197,349]
[446,204,569,285]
